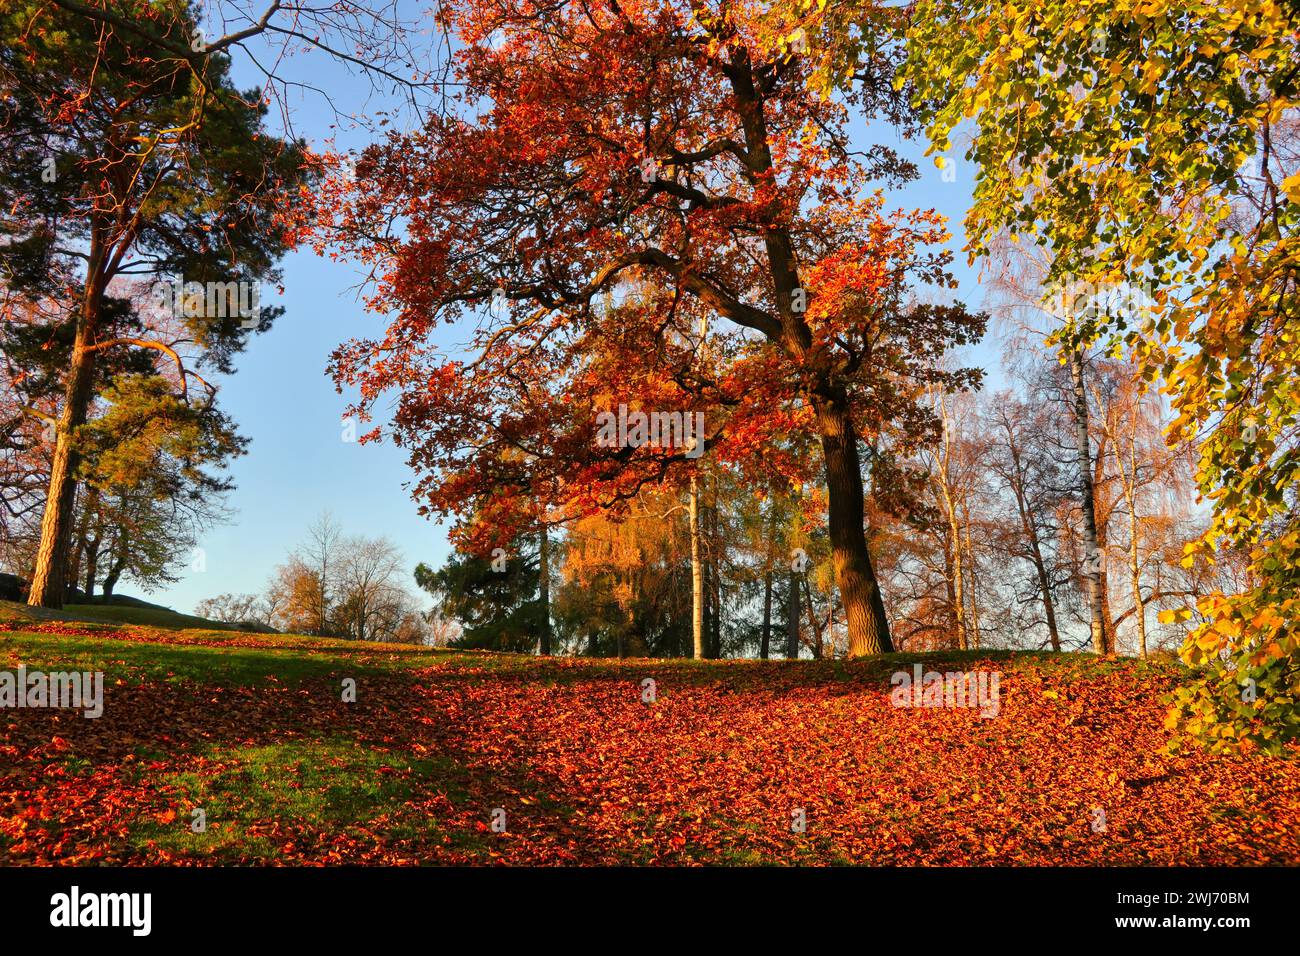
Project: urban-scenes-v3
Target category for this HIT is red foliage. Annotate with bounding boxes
[311,0,984,566]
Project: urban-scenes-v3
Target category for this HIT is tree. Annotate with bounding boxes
[200,523,428,641]
[298,512,343,636]
[537,515,553,656]
[1,356,238,599]
[2,286,156,584]
[263,555,324,635]
[1087,356,1198,658]
[901,0,1300,750]
[923,387,976,649]
[1065,341,1108,655]
[195,592,267,627]
[416,534,546,653]
[332,535,407,642]
[987,395,1066,652]
[319,0,984,656]
[0,1,313,606]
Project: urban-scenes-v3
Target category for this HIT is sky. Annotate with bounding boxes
[152,7,995,616]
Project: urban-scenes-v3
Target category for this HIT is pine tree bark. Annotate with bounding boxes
[28,279,102,609]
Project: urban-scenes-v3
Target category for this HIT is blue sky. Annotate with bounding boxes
[153,13,994,615]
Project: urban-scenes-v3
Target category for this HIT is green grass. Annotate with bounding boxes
[0,597,236,632]
[63,602,239,632]
[126,739,480,862]
[0,626,478,687]
[2,629,357,685]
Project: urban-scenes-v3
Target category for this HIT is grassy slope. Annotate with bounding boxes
[1,603,1297,866]
[63,603,242,632]
[1,598,238,632]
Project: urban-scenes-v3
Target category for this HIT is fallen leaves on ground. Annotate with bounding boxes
[0,624,1296,865]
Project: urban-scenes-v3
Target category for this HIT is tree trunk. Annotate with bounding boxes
[689,476,704,659]
[83,538,99,601]
[813,391,893,655]
[1100,401,1149,659]
[963,515,981,651]
[28,304,100,608]
[537,522,552,655]
[101,547,127,600]
[1093,434,1116,655]
[1124,443,1148,658]
[941,537,958,639]
[935,393,967,649]
[68,492,89,601]
[786,570,800,659]
[79,486,101,602]
[1030,532,1061,652]
[1005,425,1061,651]
[708,496,721,658]
[761,571,772,659]
[946,504,966,649]
[1098,551,1115,654]
[318,568,328,637]
[1128,511,1147,658]
[1069,346,1107,655]
[724,50,891,658]
[802,575,824,659]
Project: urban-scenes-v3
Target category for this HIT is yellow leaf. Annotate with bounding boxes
[1282,170,1300,204]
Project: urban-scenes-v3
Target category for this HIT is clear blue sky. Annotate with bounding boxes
[153,12,994,615]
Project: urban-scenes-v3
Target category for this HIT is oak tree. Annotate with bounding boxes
[321,0,984,656]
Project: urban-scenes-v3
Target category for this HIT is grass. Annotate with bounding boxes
[0,598,473,685]
[126,739,480,862]
[63,602,239,632]
[0,597,235,632]
[0,627,379,685]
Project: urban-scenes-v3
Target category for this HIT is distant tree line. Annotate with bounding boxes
[196,513,442,645]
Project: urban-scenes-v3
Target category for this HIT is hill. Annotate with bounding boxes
[0,610,1296,865]
[0,596,271,633]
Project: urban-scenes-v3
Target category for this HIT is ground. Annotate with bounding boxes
[1,600,1296,865]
